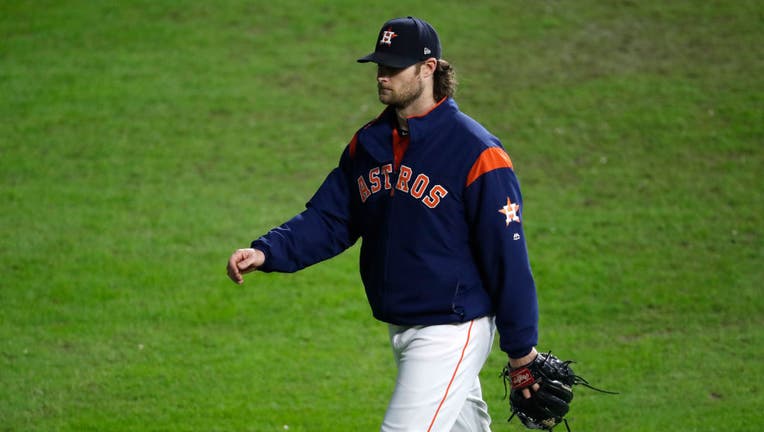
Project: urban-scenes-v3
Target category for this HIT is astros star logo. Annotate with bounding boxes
[380,28,398,46]
[498,197,520,226]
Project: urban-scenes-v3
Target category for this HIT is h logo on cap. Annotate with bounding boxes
[358,17,441,68]
[380,28,397,46]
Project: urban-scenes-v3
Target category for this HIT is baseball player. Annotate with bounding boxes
[228,16,541,431]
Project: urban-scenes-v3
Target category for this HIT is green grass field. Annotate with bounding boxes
[1,1,762,430]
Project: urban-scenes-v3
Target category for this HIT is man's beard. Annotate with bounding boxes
[379,79,424,110]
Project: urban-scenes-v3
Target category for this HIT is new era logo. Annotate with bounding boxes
[424,47,431,55]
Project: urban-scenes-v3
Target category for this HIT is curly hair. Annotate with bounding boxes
[433,59,457,100]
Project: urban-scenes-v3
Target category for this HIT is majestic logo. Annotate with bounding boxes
[499,197,521,226]
[380,28,398,46]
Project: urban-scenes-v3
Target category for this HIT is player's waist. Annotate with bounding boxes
[361,276,493,327]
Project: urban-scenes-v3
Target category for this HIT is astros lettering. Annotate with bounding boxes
[357,163,448,208]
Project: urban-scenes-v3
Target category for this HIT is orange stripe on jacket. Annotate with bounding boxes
[465,147,514,187]
[348,133,359,159]
[408,96,448,120]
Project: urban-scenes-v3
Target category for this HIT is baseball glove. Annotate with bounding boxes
[501,352,615,431]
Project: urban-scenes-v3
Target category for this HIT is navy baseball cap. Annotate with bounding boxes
[357,16,441,68]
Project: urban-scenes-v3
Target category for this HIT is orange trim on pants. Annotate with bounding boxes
[426,320,475,432]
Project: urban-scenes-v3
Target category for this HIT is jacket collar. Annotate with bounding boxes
[360,98,458,162]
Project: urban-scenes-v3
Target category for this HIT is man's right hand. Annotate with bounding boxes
[509,347,540,399]
[226,248,265,284]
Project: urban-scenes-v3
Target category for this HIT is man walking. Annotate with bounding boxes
[228,16,540,431]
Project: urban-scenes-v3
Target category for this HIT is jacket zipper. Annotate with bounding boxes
[382,127,409,314]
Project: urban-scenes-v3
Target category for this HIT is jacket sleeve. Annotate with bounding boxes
[464,145,538,358]
[251,146,359,273]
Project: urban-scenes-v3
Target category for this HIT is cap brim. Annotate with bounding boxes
[357,51,419,69]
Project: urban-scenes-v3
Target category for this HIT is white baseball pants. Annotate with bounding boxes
[381,315,495,432]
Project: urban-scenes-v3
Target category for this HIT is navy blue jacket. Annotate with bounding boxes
[252,98,538,357]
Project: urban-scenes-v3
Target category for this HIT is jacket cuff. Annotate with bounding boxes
[506,346,533,359]
[250,239,274,273]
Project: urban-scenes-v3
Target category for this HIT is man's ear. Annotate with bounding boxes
[421,58,438,79]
